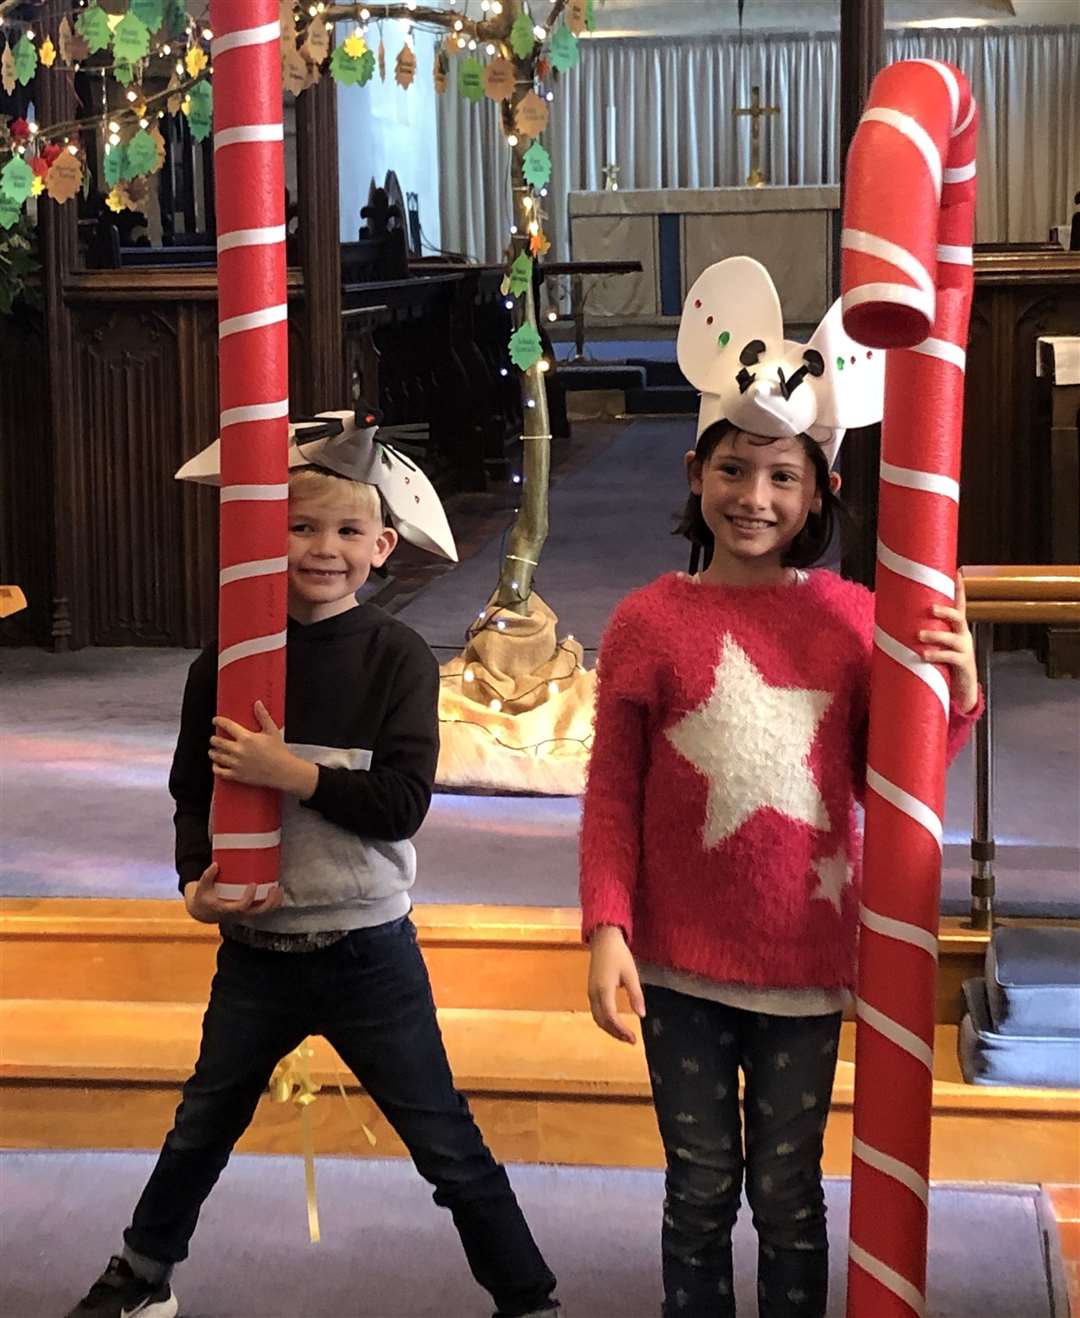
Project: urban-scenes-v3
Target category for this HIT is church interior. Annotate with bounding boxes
[1,0,1079,1315]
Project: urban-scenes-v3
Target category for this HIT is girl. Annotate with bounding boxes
[579,259,980,1318]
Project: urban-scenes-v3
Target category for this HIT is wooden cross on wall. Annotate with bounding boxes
[734,85,780,187]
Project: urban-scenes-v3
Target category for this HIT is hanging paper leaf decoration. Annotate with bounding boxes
[509,323,544,372]
[343,32,367,58]
[484,56,514,101]
[58,18,75,63]
[113,62,136,87]
[566,0,587,36]
[31,174,44,198]
[14,35,38,84]
[39,35,57,68]
[127,129,159,176]
[150,124,167,172]
[0,155,34,206]
[76,4,113,55]
[549,25,579,72]
[113,13,152,64]
[358,48,376,85]
[166,71,183,114]
[185,80,213,143]
[586,0,598,31]
[433,47,448,94]
[163,0,189,39]
[106,187,126,213]
[301,15,329,64]
[104,143,130,188]
[185,44,208,77]
[522,140,552,189]
[509,251,533,298]
[510,12,536,59]
[458,58,484,103]
[1,45,14,97]
[330,44,374,87]
[131,0,165,32]
[378,39,386,81]
[282,45,309,96]
[45,151,83,204]
[529,227,551,256]
[514,90,549,140]
[395,44,416,89]
[0,194,23,230]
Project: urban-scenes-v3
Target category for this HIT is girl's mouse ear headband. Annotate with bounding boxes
[174,405,458,562]
[676,256,886,467]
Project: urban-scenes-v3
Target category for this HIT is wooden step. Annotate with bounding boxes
[3,1000,1077,1182]
[0,898,1022,1022]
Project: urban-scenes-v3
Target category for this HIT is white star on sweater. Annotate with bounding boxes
[810,848,853,913]
[665,638,832,848]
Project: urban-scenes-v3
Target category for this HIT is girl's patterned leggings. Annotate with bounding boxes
[642,985,843,1318]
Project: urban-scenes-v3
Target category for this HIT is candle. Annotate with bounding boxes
[607,103,616,157]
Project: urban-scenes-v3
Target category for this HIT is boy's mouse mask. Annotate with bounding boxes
[677,256,885,466]
[175,407,458,562]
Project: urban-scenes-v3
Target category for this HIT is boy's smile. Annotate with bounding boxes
[287,494,397,624]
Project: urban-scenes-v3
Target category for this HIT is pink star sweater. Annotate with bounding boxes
[579,570,981,991]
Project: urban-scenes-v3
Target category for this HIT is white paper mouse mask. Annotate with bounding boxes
[677,257,885,466]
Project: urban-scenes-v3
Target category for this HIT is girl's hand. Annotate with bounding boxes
[183,862,283,924]
[209,701,318,798]
[587,924,646,1045]
[919,571,979,714]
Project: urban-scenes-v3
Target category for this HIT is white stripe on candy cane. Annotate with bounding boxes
[214,124,285,150]
[220,556,290,587]
[218,630,288,672]
[866,767,944,852]
[859,904,939,962]
[213,830,282,850]
[841,228,935,297]
[849,1243,927,1317]
[220,483,290,503]
[218,225,287,254]
[944,160,976,184]
[219,304,288,340]
[212,21,280,58]
[880,461,959,503]
[909,337,966,371]
[936,243,972,266]
[220,398,290,428]
[855,997,936,1073]
[852,1137,931,1207]
[952,98,976,137]
[873,625,951,720]
[861,107,942,198]
[876,538,957,599]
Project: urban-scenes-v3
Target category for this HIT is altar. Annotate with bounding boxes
[568,185,839,331]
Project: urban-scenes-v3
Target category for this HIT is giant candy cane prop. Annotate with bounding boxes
[841,60,977,1318]
[209,0,290,899]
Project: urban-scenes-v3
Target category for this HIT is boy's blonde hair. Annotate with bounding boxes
[288,466,382,521]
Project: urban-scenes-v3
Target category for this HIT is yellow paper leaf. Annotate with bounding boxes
[40,36,57,68]
[106,186,126,213]
[45,150,83,204]
[343,33,367,59]
[185,45,208,77]
[300,15,329,64]
[1,44,16,97]
[31,175,44,197]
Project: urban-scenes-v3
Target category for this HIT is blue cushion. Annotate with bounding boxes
[958,978,1080,1089]
[986,927,1080,1038]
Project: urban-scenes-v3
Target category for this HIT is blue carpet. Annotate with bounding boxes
[0,1152,1062,1318]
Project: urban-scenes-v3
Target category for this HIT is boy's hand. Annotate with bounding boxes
[918,571,979,714]
[210,700,318,798]
[183,862,283,923]
[587,924,646,1045]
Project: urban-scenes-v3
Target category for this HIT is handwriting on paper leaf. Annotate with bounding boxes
[126,128,159,176]
[76,4,113,55]
[301,16,329,64]
[484,56,514,102]
[514,91,549,140]
[0,155,34,206]
[0,194,23,229]
[395,44,416,89]
[549,25,579,72]
[131,0,165,32]
[510,11,536,59]
[509,323,544,372]
[14,35,38,85]
[1,45,16,97]
[566,0,588,36]
[282,44,308,95]
[112,13,152,65]
[522,141,552,189]
[509,251,533,298]
[458,58,484,102]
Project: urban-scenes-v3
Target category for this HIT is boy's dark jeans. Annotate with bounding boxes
[124,916,557,1318]
[642,985,842,1318]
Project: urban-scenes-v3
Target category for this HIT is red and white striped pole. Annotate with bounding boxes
[841,60,977,1317]
[209,0,290,899]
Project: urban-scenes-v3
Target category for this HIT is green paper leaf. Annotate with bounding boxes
[186,79,213,143]
[586,0,597,30]
[0,193,24,230]
[458,58,484,102]
[163,0,188,39]
[509,322,543,372]
[113,12,152,64]
[330,44,363,86]
[510,12,535,60]
[104,142,130,187]
[76,4,113,55]
[14,35,38,85]
[127,129,158,176]
[357,48,376,85]
[131,0,165,32]
[509,251,533,298]
[0,155,33,206]
[113,60,136,87]
[522,140,552,190]
[549,25,578,72]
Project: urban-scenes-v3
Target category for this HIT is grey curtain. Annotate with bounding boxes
[435,24,1080,262]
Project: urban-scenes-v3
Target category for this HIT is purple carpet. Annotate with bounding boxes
[0,1152,1064,1318]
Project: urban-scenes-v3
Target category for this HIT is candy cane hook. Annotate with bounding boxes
[209,0,290,898]
[841,60,977,1318]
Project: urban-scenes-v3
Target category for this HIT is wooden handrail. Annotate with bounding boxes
[961,564,1080,624]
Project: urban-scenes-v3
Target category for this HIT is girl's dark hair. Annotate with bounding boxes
[674,420,848,571]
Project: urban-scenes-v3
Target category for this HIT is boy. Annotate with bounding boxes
[67,411,561,1318]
